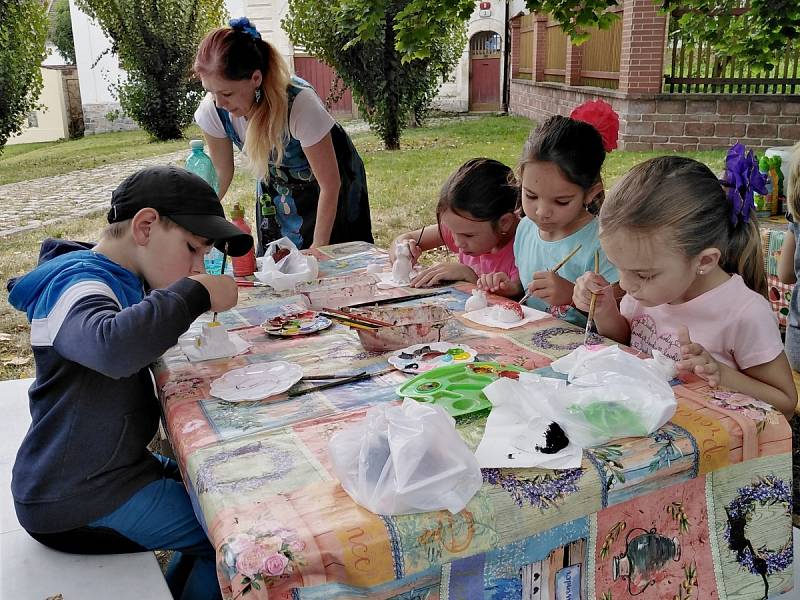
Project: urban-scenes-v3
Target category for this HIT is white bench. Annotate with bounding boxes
[0,378,171,599]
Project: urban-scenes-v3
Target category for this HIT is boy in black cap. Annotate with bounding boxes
[7,166,251,600]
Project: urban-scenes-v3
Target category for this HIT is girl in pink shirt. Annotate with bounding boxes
[390,158,520,287]
[573,150,797,420]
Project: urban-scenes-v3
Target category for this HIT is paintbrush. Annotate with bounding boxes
[347,289,450,308]
[289,369,384,396]
[319,313,380,330]
[212,243,229,323]
[518,243,582,305]
[321,307,394,327]
[583,249,600,345]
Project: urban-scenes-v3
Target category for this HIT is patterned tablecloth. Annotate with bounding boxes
[155,242,794,600]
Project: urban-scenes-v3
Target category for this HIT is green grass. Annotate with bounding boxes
[0,125,204,185]
[0,115,726,380]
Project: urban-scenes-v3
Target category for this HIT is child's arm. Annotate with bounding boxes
[476,272,523,298]
[390,225,444,264]
[573,273,630,344]
[676,326,797,421]
[777,229,796,284]
[52,276,235,379]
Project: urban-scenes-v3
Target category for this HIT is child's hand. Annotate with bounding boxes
[411,263,476,287]
[477,272,512,294]
[675,325,721,387]
[190,274,238,313]
[390,235,422,265]
[530,271,574,306]
[573,273,615,313]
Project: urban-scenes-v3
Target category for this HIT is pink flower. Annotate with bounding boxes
[227,533,255,555]
[259,535,283,554]
[235,542,271,578]
[264,552,290,576]
[289,539,305,552]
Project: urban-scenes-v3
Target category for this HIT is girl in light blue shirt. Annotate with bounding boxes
[478,101,619,326]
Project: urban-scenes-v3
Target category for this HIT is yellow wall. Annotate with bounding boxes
[7,67,69,145]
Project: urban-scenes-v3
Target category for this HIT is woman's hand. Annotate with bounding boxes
[530,271,574,306]
[411,263,476,287]
[675,326,721,387]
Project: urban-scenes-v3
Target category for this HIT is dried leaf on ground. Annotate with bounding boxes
[3,356,31,366]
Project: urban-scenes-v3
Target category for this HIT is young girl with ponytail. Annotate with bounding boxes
[574,146,797,420]
[193,18,372,253]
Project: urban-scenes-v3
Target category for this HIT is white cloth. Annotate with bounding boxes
[194,87,335,148]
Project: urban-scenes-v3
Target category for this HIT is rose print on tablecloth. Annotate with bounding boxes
[220,527,306,597]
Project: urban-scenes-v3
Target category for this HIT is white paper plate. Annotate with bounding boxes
[387,342,477,373]
[210,361,304,402]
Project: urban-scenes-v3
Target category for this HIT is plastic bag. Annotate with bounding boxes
[255,237,319,291]
[329,399,483,515]
[537,345,677,447]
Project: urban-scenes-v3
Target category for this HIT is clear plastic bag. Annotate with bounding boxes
[255,237,318,291]
[537,345,677,447]
[329,399,483,515]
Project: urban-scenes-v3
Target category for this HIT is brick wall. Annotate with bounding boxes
[510,80,800,151]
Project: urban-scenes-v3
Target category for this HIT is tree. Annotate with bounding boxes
[49,0,76,64]
[522,0,798,72]
[284,0,473,150]
[75,0,226,140]
[0,0,48,154]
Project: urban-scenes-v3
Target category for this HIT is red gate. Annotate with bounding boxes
[293,55,353,117]
[469,32,501,111]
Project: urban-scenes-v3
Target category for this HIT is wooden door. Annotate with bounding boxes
[469,31,502,111]
[293,55,353,117]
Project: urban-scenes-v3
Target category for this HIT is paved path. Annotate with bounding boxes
[0,116,480,238]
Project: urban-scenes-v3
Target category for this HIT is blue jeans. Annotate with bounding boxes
[88,454,221,600]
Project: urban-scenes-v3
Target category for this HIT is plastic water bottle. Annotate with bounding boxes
[230,203,257,276]
[185,139,223,273]
[185,139,219,194]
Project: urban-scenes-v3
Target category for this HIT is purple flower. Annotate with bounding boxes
[721,143,767,225]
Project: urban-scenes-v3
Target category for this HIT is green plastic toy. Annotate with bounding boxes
[396,362,527,417]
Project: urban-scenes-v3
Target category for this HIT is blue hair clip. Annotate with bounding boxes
[229,17,261,40]
[720,143,767,226]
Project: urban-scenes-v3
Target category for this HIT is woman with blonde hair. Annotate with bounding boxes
[193,18,373,253]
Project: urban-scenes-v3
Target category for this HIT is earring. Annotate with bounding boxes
[254,88,262,103]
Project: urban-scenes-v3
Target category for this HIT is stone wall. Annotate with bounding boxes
[82,102,138,135]
[510,79,800,151]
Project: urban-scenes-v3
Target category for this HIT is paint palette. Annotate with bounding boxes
[387,342,477,374]
[261,310,332,337]
[396,362,527,417]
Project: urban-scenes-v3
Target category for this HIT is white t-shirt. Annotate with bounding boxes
[620,274,783,370]
[193,87,335,149]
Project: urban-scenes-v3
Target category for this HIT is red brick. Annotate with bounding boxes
[686,100,717,114]
[715,123,747,137]
[782,101,800,116]
[750,101,780,115]
[734,115,761,123]
[626,99,656,115]
[685,122,715,136]
[639,135,669,143]
[655,121,685,135]
[625,121,654,135]
[717,99,749,115]
[653,142,688,151]
[656,99,686,114]
[747,123,778,138]
[669,136,700,144]
[765,115,798,125]
[779,124,800,139]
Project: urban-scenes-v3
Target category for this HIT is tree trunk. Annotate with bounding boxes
[382,10,401,150]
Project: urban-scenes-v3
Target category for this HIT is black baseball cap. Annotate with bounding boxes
[108,165,253,257]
